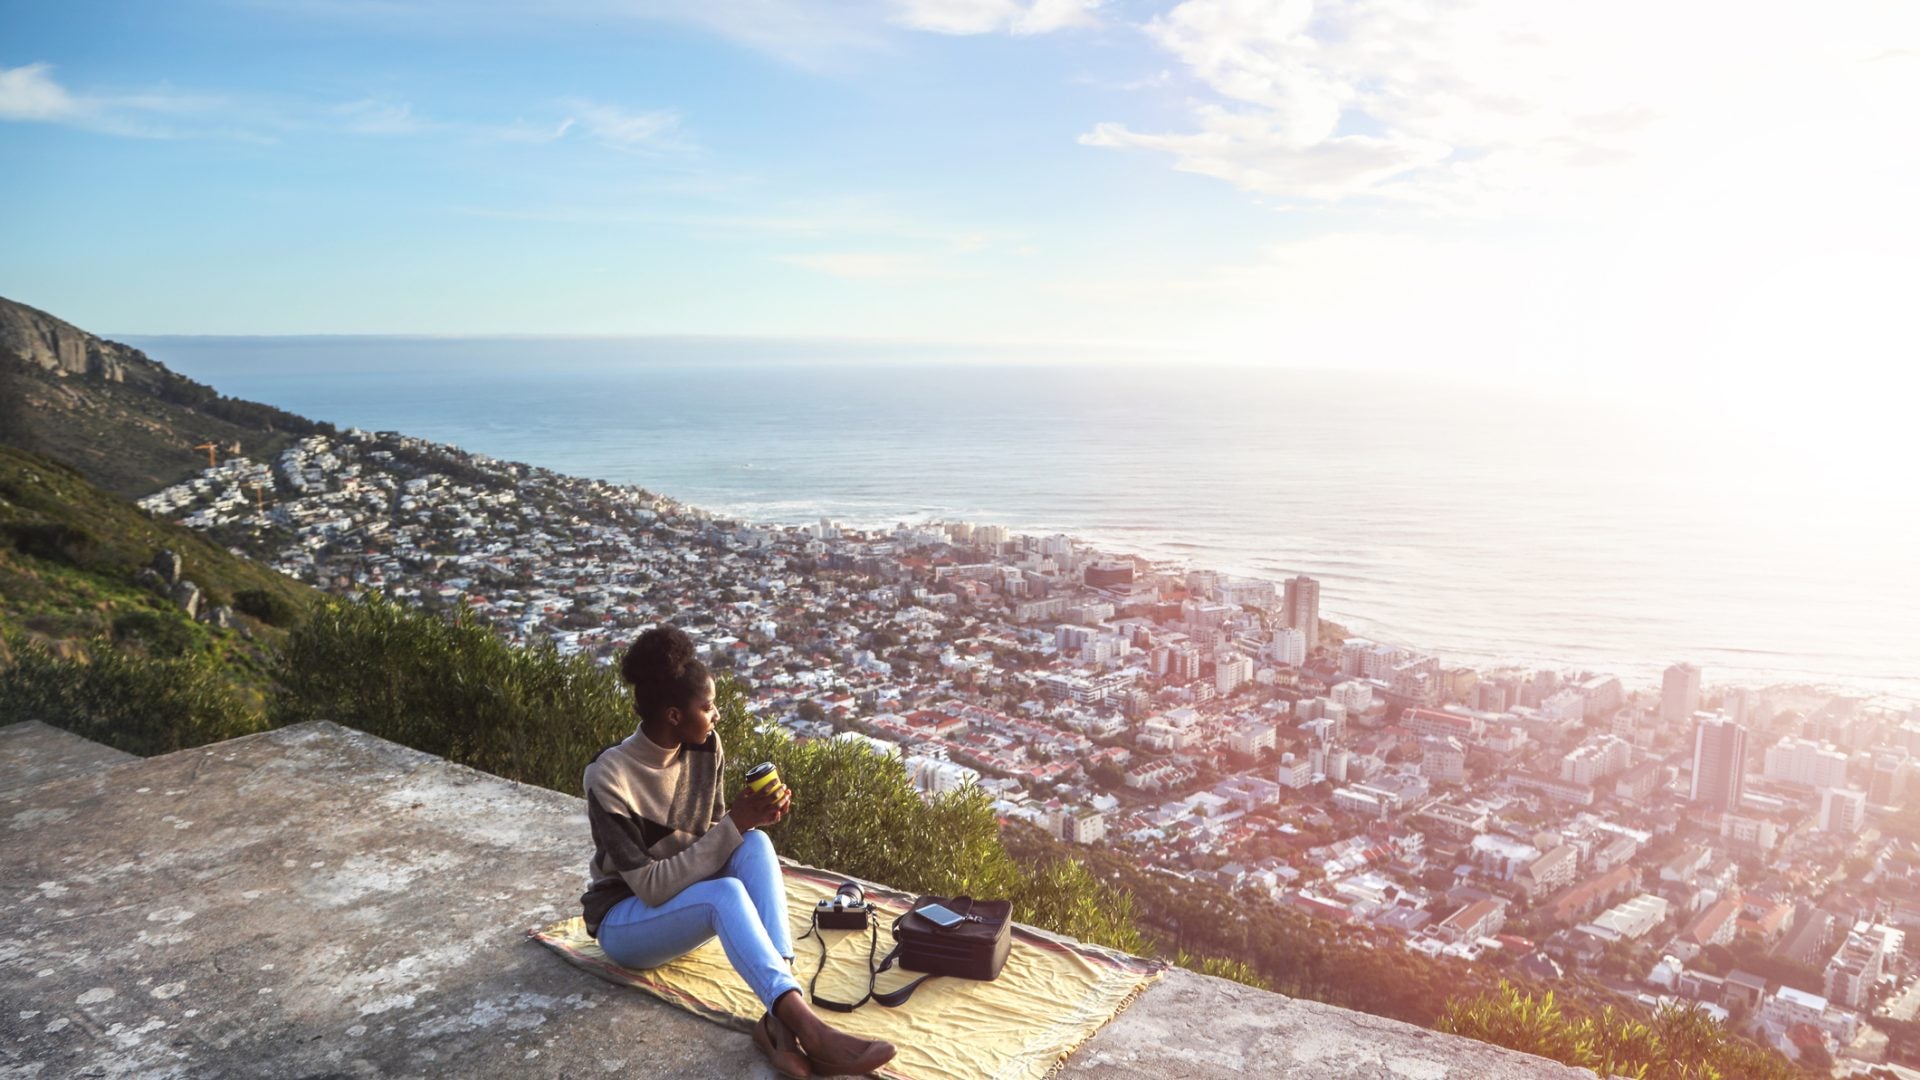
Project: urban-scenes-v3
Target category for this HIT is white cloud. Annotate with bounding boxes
[0,63,687,155]
[0,63,82,121]
[560,100,686,152]
[890,0,1102,35]
[333,99,429,135]
[1081,108,1448,202]
[1086,0,1920,214]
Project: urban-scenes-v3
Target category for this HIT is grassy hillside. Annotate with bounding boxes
[2,351,327,499]
[0,443,322,691]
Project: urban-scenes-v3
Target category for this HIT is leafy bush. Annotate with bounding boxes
[233,588,299,627]
[0,631,265,755]
[269,592,632,793]
[1175,951,1272,990]
[266,593,1144,952]
[1436,981,1801,1080]
[712,681,1144,953]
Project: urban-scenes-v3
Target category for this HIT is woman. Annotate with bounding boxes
[581,625,896,1079]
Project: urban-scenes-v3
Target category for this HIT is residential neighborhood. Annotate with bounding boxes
[142,430,1920,1073]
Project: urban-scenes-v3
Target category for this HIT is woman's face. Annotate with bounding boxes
[671,677,718,745]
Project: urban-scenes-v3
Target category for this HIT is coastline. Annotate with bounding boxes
[681,495,1915,709]
[121,347,1920,707]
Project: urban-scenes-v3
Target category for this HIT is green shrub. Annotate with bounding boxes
[0,632,265,755]
[265,593,1144,952]
[233,588,299,627]
[1436,981,1801,1080]
[268,591,632,794]
[1175,951,1272,991]
[711,680,1144,954]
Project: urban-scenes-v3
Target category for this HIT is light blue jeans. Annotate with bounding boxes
[596,829,802,1010]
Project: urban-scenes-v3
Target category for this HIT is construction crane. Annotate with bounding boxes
[249,483,268,514]
[193,442,218,469]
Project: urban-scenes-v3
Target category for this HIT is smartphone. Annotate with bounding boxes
[918,903,968,928]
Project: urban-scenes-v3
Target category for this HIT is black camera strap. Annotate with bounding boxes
[799,909,944,1011]
[799,909,882,1012]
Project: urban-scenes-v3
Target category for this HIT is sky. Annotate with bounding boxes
[3,0,1917,433]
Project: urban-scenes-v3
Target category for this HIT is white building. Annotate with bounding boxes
[1333,784,1395,818]
[1339,639,1403,680]
[1420,736,1468,785]
[1268,627,1306,668]
[1062,807,1107,845]
[1585,893,1670,941]
[1824,923,1888,1009]
[1760,986,1859,1048]
[1561,734,1633,785]
[1276,753,1316,790]
[1229,721,1277,757]
[1763,736,1851,790]
[1329,679,1373,712]
[1215,651,1254,696]
[1662,662,1702,726]
[1820,787,1867,834]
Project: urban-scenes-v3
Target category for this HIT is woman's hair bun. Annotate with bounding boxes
[622,625,711,723]
[622,624,697,686]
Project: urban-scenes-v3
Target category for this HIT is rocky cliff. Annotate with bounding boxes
[0,296,166,389]
[0,296,333,498]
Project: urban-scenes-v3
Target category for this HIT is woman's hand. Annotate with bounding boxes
[727,781,792,832]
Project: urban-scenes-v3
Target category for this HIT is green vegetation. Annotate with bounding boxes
[2,343,332,499]
[266,591,1146,953]
[0,444,317,637]
[710,679,1144,953]
[0,631,267,756]
[1437,981,1803,1080]
[0,437,1803,1073]
[270,592,633,791]
[1010,824,1533,1027]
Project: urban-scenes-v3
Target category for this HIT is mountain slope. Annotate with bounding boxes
[0,442,321,684]
[0,295,334,498]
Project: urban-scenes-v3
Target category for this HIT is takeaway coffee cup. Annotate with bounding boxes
[744,761,781,795]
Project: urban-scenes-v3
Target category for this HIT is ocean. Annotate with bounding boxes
[125,335,1920,705]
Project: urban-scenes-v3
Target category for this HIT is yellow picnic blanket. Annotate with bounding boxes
[531,864,1165,1080]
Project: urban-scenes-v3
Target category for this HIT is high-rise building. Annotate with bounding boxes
[1870,754,1910,808]
[1663,663,1702,726]
[1473,680,1511,713]
[1282,575,1321,655]
[1722,687,1751,725]
[1215,651,1254,696]
[1820,788,1867,834]
[1691,713,1748,811]
[1269,627,1306,668]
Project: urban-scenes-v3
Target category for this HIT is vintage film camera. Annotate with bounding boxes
[815,881,874,931]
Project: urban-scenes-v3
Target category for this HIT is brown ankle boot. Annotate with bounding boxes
[804,1033,896,1077]
[753,1010,812,1079]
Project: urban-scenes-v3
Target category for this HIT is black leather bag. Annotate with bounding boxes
[894,895,1012,982]
[802,894,1011,1011]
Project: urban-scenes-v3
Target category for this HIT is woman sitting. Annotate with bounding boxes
[581,624,896,1078]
